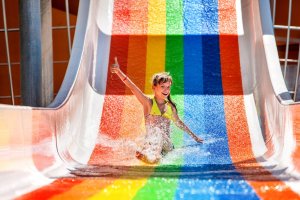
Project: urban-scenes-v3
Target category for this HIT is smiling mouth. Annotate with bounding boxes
[162,92,168,96]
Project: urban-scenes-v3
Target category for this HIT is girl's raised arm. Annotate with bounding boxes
[111,57,150,108]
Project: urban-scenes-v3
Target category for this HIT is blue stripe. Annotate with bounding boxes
[175,0,260,199]
[183,0,203,95]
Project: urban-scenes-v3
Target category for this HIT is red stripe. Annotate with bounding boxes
[89,0,131,164]
[99,0,130,138]
[15,179,83,200]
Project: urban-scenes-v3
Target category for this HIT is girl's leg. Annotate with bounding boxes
[136,128,163,163]
[161,133,174,155]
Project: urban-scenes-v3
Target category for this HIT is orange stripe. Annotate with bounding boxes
[218,0,299,199]
[50,178,117,199]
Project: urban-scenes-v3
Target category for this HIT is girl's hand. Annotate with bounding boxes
[111,57,120,74]
[193,136,203,143]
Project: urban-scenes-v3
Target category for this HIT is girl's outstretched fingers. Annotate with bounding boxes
[194,136,204,143]
[111,57,120,73]
[114,57,119,66]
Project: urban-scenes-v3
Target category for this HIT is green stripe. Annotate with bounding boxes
[165,0,184,148]
[133,1,184,199]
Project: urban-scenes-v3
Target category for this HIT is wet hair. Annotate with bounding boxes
[152,72,177,111]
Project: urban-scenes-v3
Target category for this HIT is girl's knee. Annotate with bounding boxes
[136,151,161,164]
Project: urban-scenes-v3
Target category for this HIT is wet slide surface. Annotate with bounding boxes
[1,0,300,199]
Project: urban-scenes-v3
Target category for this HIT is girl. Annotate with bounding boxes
[111,57,203,164]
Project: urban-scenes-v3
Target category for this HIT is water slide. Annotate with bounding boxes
[1,0,300,199]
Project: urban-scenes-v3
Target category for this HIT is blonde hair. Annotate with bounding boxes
[152,72,173,86]
[151,72,177,111]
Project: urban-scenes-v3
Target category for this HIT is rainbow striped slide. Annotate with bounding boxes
[1,0,300,199]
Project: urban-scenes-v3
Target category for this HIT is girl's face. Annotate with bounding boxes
[153,81,172,100]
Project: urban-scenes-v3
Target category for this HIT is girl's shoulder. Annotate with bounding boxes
[145,96,153,109]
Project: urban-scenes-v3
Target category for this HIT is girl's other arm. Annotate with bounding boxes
[172,108,203,143]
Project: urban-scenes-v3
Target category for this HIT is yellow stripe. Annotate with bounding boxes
[147,0,166,35]
[145,0,166,94]
[88,176,152,200]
